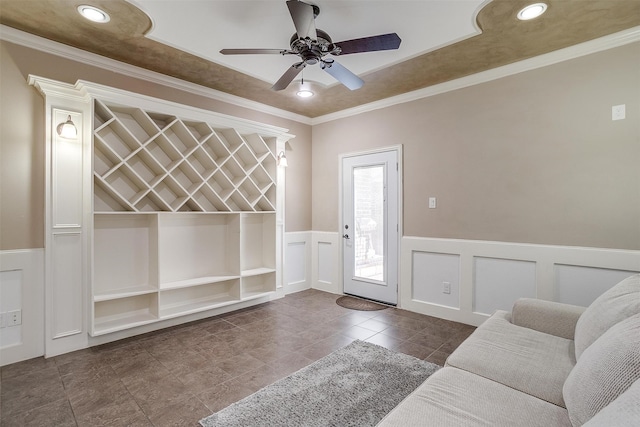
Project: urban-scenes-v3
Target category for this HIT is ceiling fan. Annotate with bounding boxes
[220,0,401,91]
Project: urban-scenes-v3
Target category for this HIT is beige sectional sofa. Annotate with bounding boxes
[378,274,640,426]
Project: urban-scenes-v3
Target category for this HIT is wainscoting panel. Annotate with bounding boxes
[555,264,638,307]
[0,249,45,366]
[284,232,311,294]
[473,257,537,315]
[312,232,341,295]
[317,243,333,283]
[412,251,460,309]
[0,270,22,349]
[51,233,84,339]
[286,243,307,283]
[401,237,640,326]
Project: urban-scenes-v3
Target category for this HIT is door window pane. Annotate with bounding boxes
[353,165,384,282]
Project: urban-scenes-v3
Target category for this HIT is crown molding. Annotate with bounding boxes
[27,74,296,141]
[311,26,640,125]
[0,25,312,125]
[2,24,638,126]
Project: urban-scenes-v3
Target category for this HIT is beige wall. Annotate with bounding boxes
[312,42,640,250]
[2,39,639,251]
[0,43,45,250]
[0,41,312,250]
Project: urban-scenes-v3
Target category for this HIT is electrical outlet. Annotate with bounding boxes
[6,310,22,327]
[442,281,451,294]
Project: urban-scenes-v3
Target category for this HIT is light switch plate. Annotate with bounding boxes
[429,197,436,209]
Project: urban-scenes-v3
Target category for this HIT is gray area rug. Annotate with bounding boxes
[200,340,439,427]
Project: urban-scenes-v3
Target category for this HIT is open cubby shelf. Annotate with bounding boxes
[158,279,241,319]
[91,210,277,336]
[93,293,159,335]
[91,98,281,336]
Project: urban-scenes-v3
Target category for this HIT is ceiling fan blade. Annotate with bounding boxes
[220,49,287,55]
[286,0,317,40]
[334,33,401,55]
[272,62,305,91]
[322,60,363,90]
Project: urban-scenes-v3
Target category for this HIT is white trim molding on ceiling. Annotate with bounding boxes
[2,24,639,126]
[312,25,640,125]
[0,25,311,125]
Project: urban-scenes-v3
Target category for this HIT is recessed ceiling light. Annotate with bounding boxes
[517,3,547,20]
[77,5,110,23]
[296,90,314,98]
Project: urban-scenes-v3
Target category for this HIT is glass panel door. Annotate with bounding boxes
[342,149,398,305]
[353,165,385,282]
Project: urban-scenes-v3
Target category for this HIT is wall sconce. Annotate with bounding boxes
[277,151,288,168]
[57,115,78,139]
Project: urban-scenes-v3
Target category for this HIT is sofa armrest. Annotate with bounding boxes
[511,298,585,340]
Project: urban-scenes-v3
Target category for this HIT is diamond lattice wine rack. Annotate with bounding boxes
[93,99,277,213]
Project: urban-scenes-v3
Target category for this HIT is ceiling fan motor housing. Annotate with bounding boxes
[289,29,338,65]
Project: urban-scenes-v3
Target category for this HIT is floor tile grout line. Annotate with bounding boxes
[1,290,471,425]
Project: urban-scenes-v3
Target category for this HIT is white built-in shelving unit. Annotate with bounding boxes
[29,76,289,355]
[91,98,284,336]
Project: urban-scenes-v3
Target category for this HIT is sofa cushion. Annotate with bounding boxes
[511,298,585,340]
[446,310,575,407]
[563,313,640,426]
[583,379,640,427]
[574,274,640,360]
[377,367,572,427]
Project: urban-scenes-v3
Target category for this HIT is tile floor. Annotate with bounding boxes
[0,289,475,426]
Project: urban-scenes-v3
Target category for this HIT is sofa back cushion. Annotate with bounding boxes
[574,274,640,360]
[583,379,640,427]
[563,313,640,426]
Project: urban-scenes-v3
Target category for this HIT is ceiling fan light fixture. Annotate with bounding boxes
[297,89,314,98]
[517,3,547,20]
[77,5,110,23]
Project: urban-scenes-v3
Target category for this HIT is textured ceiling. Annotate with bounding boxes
[138,0,485,88]
[1,0,639,118]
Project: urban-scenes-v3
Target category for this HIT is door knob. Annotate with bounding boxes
[343,234,350,240]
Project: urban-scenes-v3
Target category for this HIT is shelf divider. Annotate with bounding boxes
[94,285,158,302]
[160,275,241,291]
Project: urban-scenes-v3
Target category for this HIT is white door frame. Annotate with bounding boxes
[338,145,403,305]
